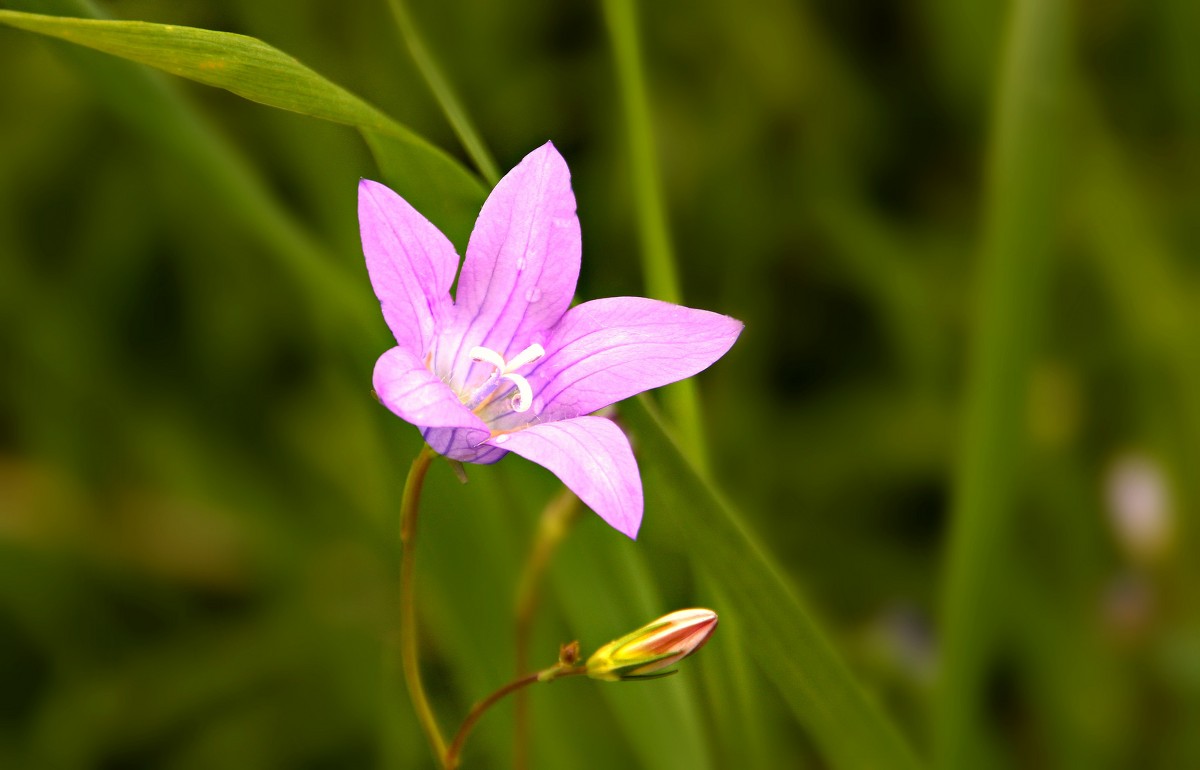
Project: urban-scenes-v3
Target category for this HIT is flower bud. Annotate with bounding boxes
[586,608,718,682]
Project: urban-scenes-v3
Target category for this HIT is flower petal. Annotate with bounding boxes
[441,142,581,380]
[488,416,642,539]
[518,297,743,422]
[373,347,490,441]
[421,426,508,465]
[360,179,459,354]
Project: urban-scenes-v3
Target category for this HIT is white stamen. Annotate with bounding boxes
[464,343,543,413]
[506,342,546,371]
[469,346,507,370]
[504,373,534,412]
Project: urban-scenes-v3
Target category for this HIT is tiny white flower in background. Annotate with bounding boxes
[1105,452,1173,563]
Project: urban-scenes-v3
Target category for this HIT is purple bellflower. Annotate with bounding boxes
[361,142,741,539]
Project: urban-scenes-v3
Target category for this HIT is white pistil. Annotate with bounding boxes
[465,343,545,413]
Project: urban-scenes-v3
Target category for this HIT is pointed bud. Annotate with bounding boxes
[586,608,718,682]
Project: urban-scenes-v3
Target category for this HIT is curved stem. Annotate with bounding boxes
[447,667,586,769]
[399,444,447,763]
[513,489,581,770]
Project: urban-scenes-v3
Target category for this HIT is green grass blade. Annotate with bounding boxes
[0,0,381,340]
[695,576,776,768]
[624,396,924,770]
[385,0,500,186]
[600,0,680,307]
[0,10,391,133]
[934,0,1070,766]
[601,0,707,467]
[0,8,486,238]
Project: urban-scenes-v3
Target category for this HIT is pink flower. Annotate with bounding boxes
[361,143,741,538]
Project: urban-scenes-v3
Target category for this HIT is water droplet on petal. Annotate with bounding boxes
[494,434,510,445]
[516,257,526,270]
[525,287,543,303]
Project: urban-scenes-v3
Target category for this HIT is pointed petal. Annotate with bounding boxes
[522,297,743,421]
[373,347,490,443]
[487,416,642,539]
[442,142,581,380]
[360,179,459,354]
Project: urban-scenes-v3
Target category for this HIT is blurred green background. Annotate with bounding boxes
[2,0,1199,768]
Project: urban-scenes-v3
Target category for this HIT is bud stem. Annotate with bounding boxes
[446,665,586,769]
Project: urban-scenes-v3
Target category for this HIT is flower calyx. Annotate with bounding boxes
[536,640,583,683]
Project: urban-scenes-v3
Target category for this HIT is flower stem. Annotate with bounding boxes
[399,444,448,763]
[513,489,581,770]
[447,666,586,769]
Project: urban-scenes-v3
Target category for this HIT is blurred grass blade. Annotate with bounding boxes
[600,0,681,306]
[601,0,707,467]
[385,0,500,186]
[695,577,775,768]
[1074,99,1200,568]
[934,0,1069,767]
[624,396,923,770]
[0,8,486,238]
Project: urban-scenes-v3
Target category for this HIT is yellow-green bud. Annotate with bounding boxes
[586,608,718,682]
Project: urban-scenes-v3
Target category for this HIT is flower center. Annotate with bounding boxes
[463,342,545,414]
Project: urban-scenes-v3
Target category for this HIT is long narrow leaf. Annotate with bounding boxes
[0,0,383,339]
[3,10,393,140]
[0,8,486,239]
[624,395,923,770]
